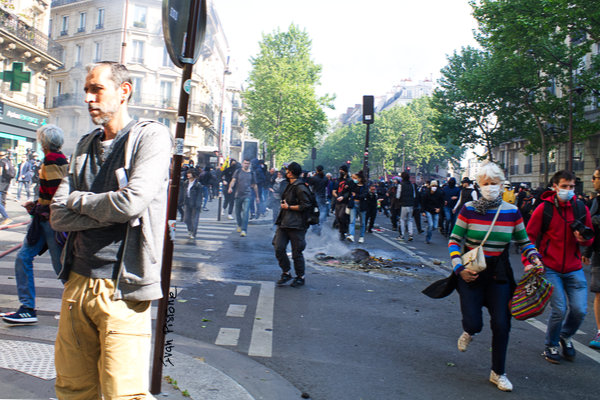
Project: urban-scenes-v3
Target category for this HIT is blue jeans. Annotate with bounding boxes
[202,186,210,208]
[235,197,251,232]
[443,206,457,233]
[425,212,439,242]
[311,197,328,234]
[349,206,366,238]
[544,268,588,346]
[457,274,512,374]
[0,203,7,219]
[17,180,31,200]
[15,220,63,309]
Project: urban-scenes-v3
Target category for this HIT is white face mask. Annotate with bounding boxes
[556,188,575,202]
[431,186,437,192]
[480,184,502,200]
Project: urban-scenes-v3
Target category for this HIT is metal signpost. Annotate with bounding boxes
[362,95,374,179]
[150,0,207,394]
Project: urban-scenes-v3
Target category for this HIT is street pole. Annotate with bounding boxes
[150,0,203,394]
[362,95,374,180]
[363,123,370,179]
[568,87,574,173]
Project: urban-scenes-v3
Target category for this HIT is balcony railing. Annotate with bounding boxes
[52,93,85,108]
[95,23,104,30]
[51,0,83,6]
[509,165,519,175]
[76,27,85,33]
[231,139,242,147]
[565,160,585,171]
[0,9,64,60]
[189,102,214,121]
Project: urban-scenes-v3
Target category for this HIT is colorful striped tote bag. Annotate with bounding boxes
[510,268,553,321]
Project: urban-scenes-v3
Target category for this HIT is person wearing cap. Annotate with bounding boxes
[273,162,312,287]
[453,177,478,215]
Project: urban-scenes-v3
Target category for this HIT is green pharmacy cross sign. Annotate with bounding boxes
[1,63,31,91]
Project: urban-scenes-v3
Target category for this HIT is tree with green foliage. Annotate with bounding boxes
[431,47,513,161]
[243,25,333,165]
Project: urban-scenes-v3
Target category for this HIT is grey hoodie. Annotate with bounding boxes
[50,120,173,301]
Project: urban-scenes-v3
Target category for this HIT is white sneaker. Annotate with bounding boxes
[358,237,364,243]
[227,214,234,220]
[240,231,247,237]
[490,370,513,392]
[346,235,354,242]
[457,331,472,352]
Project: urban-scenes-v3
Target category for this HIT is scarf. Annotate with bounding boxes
[471,195,503,215]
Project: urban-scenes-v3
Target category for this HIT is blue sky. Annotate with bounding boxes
[217,0,479,117]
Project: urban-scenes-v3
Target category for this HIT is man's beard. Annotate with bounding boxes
[89,102,119,126]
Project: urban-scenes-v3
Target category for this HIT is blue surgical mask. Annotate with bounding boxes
[557,188,575,202]
[353,179,359,184]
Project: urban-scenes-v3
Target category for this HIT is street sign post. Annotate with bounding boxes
[151,0,207,395]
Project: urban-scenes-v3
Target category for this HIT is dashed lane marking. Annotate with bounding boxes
[234,285,252,296]
[248,281,274,357]
[215,327,241,346]
[226,304,247,318]
[373,232,449,274]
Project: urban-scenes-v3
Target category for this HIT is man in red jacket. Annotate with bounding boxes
[524,170,593,364]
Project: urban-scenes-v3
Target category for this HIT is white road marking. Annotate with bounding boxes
[248,281,274,357]
[0,294,61,313]
[226,304,247,318]
[373,232,449,274]
[215,327,241,346]
[526,318,600,364]
[0,276,63,289]
[234,285,252,296]
[173,252,211,259]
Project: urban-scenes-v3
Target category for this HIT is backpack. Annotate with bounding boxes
[298,182,320,225]
[535,198,587,249]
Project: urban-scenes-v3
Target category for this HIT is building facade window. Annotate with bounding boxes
[48,18,53,37]
[131,76,142,103]
[96,8,105,29]
[131,40,144,63]
[133,5,147,28]
[162,48,174,68]
[60,15,69,35]
[158,117,171,127]
[74,45,82,66]
[93,42,102,62]
[78,12,86,32]
[160,81,173,107]
[57,81,63,96]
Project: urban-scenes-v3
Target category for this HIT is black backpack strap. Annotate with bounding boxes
[536,201,554,250]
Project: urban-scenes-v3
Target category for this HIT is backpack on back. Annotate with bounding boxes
[299,183,320,226]
[535,199,586,249]
[2,159,15,181]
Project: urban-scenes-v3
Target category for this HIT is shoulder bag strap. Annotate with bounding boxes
[480,203,503,246]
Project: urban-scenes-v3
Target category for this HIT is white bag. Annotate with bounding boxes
[460,203,503,273]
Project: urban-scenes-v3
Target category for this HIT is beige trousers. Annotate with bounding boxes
[55,271,153,400]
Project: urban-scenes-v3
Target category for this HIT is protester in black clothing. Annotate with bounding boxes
[269,169,287,229]
[333,165,354,240]
[222,159,239,219]
[453,177,478,215]
[273,162,311,288]
[421,180,444,244]
[365,183,379,233]
[180,168,203,239]
[388,178,401,230]
[308,165,328,235]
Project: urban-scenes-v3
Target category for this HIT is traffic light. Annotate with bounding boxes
[346,160,351,165]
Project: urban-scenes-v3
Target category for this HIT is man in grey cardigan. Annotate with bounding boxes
[50,62,172,399]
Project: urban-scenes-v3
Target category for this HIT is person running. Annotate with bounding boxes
[2,125,68,324]
[228,159,259,237]
[222,159,239,219]
[347,171,368,243]
[421,180,444,244]
[449,161,543,392]
[273,162,311,288]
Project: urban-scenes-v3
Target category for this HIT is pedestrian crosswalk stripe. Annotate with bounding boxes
[0,294,61,313]
[226,304,247,318]
[215,327,240,346]
[234,285,252,296]
[0,275,63,289]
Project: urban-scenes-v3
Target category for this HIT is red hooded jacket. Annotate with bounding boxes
[523,190,593,273]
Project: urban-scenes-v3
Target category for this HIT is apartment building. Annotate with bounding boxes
[0,0,62,163]
[47,0,244,166]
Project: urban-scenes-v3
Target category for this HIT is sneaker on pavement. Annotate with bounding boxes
[560,337,576,361]
[2,306,37,324]
[408,235,413,242]
[0,218,13,226]
[590,331,600,349]
[457,331,472,352]
[227,214,234,220]
[236,226,242,232]
[290,276,305,288]
[358,237,364,243]
[276,273,293,285]
[240,231,247,237]
[489,371,513,392]
[543,346,561,364]
[346,235,354,242]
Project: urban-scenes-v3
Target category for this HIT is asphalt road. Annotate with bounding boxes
[170,210,599,400]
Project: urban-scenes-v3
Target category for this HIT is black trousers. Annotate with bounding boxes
[366,209,377,231]
[273,227,306,277]
[223,191,235,214]
[335,202,349,235]
[390,207,400,229]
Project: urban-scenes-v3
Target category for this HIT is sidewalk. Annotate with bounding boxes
[0,188,299,399]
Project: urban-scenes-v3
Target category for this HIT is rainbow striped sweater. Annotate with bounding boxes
[448,201,540,274]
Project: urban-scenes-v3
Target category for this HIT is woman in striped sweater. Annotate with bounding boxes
[2,125,68,325]
[448,161,543,392]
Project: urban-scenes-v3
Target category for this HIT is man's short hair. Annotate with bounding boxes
[243,158,251,163]
[287,162,302,177]
[86,61,132,101]
[316,165,324,172]
[551,170,576,185]
[401,171,410,181]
